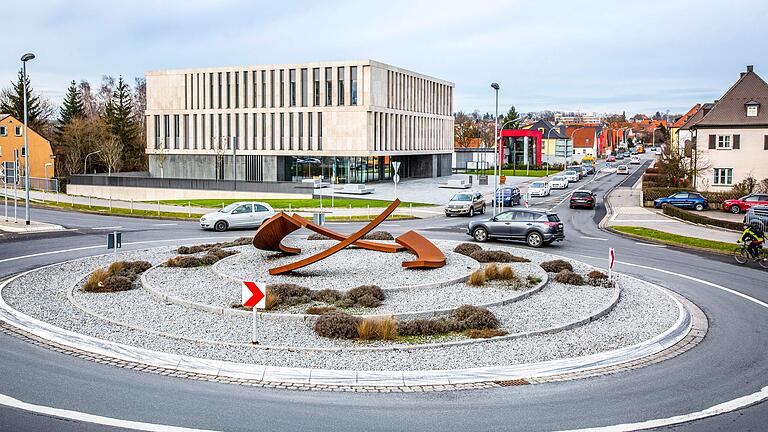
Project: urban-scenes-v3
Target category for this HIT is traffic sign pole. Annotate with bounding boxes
[242,281,266,344]
[252,306,258,345]
[608,247,616,280]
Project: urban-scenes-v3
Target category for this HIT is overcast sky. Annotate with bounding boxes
[3,0,767,116]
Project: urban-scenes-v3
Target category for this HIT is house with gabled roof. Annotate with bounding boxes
[523,120,573,164]
[671,104,701,154]
[690,65,768,190]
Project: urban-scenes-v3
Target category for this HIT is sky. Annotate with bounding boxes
[2,0,768,117]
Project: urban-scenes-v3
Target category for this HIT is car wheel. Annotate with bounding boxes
[445,212,451,217]
[469,207,475,217]
[694,203,704,211]
[481,205,486,215]
[473,227,489,242]
[730,205,741,214]
[213,220,228,232]
[526,231,544,248]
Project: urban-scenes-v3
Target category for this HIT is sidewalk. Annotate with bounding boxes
[0,218,65,233]
[605,186,736,243]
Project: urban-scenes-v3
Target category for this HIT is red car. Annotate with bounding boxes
[723,194,768,214]
[606,156,616,162]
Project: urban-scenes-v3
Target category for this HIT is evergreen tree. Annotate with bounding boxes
[102,77,140,169]
[0,69,50,131]
[501,106,521,129]
[59,80,85,125]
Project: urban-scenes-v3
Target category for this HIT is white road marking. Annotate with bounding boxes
[0,393,219,432]
[580,236,608,241]
[90,226,122,230]
[152,223,178,226]
[635,242,667,248]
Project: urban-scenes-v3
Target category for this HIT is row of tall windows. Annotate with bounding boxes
[183,66,359,111]
[371,112,451,152]
[386,71,452,115]
[152,112,324,151]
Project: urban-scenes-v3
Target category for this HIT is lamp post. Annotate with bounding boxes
[84,150,101,174]
[21,52,35,225]
[491,83,500,216]
[651,126,660,148]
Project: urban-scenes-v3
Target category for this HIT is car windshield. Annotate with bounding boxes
[552,176,565,181]
[531,182,546,188]
[220,203,239,213]
[452,194,472,201]
[496,189,512,196]
[565,171,576,175]
[573,191,591,198]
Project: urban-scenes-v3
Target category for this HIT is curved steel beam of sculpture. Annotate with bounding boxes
[395,230,446,268]
[252,213,303,255]
[268,199,401,275]
[287,213,406,253]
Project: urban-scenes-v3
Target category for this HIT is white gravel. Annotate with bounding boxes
[1,245,679,371]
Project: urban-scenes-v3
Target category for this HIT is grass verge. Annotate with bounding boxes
[609,226,735,254]
[155,198,432,209]
[467,169,552,177]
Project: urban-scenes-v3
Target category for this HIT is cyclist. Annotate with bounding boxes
[739,221,765,259]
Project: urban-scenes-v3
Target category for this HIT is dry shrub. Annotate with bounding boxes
[83,261,151,293]
[344,285,385,308]
[83,268,110,292]
[107,261,125,275]
[124,261,151,274]
[470,250,528,263]
[177,238,251,254]
[527,275,542,286]
[454,243,482,257]
[267,283,312,308]
[467,269,486,286]
[307,233,330,241]
[305,306,337,315]
[357,317,398,340]
[264,291,281,310]
[554,270,585,285]
[363,231,394,241]
[540,259,573,273]
[452,305,499,330]
[166,256,202,267]
[484,263,499,280]
[207,248,237,259]
[357,294,382,308]
[465,328,508,339]
[398,318,455,336]
[100,275,133,292]
[497,266,517,281]
[314,312,361,339]
[310,289,343,304]
[587,270,607,280]
[199,254,220,266]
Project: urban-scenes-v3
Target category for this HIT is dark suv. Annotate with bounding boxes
[467,209,565,247]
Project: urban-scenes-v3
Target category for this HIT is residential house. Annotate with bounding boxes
[523,120,573,165]
[567,125,600,157]
[691,65,768,191]
[671,104,701,154]
[0,114,55,180]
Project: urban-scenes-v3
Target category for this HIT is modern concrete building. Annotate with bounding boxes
[145,60,454,184]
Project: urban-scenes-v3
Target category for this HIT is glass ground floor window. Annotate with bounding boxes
[502,137,537,166]
[278,155,407,183]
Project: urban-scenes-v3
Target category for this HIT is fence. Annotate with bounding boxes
[1,177,59,193]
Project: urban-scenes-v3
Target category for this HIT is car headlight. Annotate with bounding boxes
[200,217,206,221]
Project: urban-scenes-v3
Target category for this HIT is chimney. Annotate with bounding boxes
[741,72,746,78]
[747,65,754,73]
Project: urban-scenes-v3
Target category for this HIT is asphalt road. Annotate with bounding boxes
[1,162,767,431]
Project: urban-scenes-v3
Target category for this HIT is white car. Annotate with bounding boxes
[200,201,276,232]
[549,176,569,189]
[630,156,640,164]
[616,165,629,175]
[528,181,551,197]
[563,170,580,183]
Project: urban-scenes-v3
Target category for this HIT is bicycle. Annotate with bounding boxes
[734,241,768,269]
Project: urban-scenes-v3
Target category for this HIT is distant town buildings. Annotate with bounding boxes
[554,112,605,125]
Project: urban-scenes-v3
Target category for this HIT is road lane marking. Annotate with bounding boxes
[635,242,667,248]
[152,223,178,226]
[0,393,219,432]
[90,226,122,230]
[580,236,608,241]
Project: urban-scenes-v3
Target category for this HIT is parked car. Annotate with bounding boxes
[567,166,585,179]
[745,205,768,228]
[630,156,640,164]
[563,170,580,182]
[570,190,597,209]
[606,155,616,162]
[723,194,768,214]
[549,176,569,189]
[445,191,486,217]
[492,186,522,207]
[467,209,565,247]
[528,181,551,197]
[616,165,629,175]
[616,154,625,160]
[200,202,276,232]
[653,191,709,211]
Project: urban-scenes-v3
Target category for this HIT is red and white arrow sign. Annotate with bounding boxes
[609,248,616,270]
[242,281,266,309]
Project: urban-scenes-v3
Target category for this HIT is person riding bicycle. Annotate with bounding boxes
[739,221,765,258]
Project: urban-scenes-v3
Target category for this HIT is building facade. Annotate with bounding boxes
[0,114,55,179]
[145,60,454,184]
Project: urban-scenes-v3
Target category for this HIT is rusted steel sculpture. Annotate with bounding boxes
[395,230,447,268]
[252,198,445,274]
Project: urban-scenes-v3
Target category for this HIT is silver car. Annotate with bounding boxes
[200,201,276,232]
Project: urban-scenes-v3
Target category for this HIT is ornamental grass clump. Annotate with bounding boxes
[176,237,251,254]
[82,260,151,293]
[540,259,573,273]
[397,317,456,336]
[453,242,482,257]
[342,285,385,308]
[357,317,398,341]
[497,266,517,281]
[310,289,343,304]
[554,270,585,286]
[166,248,238,267]
[363,231,394,241]
[484,263,499,280]
[467,269,486,286]
[314,312,361,339]
[266,283,311,308]
[452,305,499,330]
[470,250,529,263]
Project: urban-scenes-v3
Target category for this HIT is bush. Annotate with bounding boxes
[199,254,220,266]
[470,250,529,263]
[166,256,200,267]
[267,283,312,308]
[206,248,237,259]
[398,318,456,336]
[662,204,744,231]
[554,270,585,285]
[467,269,486,286]
[587,270,607,280]
[356,294,381,308]
[265,291,281,310]
[452,305,499,330]
[526,275,542,286]
[83,261,151,292]
[314,312,361,339]
[307,233,330,241]
[343,285,385,307]
[310,289,343,304]
[176,237,251,254]
[363,231,394,241]
[484,263,499,280]
[357,317,398,340]
[540,259,573,273]
[464,328,508,339]
[497,266,517,281]
[83,268,110,292]
[305,306,337,315]
[100,275,134,292]
[454,242,482,257]
[643,187,742,205]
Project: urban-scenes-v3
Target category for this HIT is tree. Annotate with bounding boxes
[59,117,110,175]
[59,80,85,125]
[78,80,99,118]
[133,77,147,153]
[0,68,55,135]
[103,77,143,170]
[500,106,521,130]
[99,135,124,175]
[454,112,477,148]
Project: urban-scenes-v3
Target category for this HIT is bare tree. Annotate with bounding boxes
[133,77,147,148]
[454,112,477,148]
[78,80,99,118]
[212,137,225,179]
[155,144,168,179]
[98,135,124,175]
[96,75,116,116]
[60,117,110,175]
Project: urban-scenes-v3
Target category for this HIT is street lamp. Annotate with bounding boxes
[491,83,500,216]
[21,52,35,225]
[84,150,102,174]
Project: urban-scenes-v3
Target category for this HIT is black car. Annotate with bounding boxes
[570,190,597,209]
[467,209,565,247]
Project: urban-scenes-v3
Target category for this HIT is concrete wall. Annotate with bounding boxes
[68,184,311,201]
[149,154,278,181]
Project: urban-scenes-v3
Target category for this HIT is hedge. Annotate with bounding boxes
[643,187,743,204]
[661,204,744,231]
